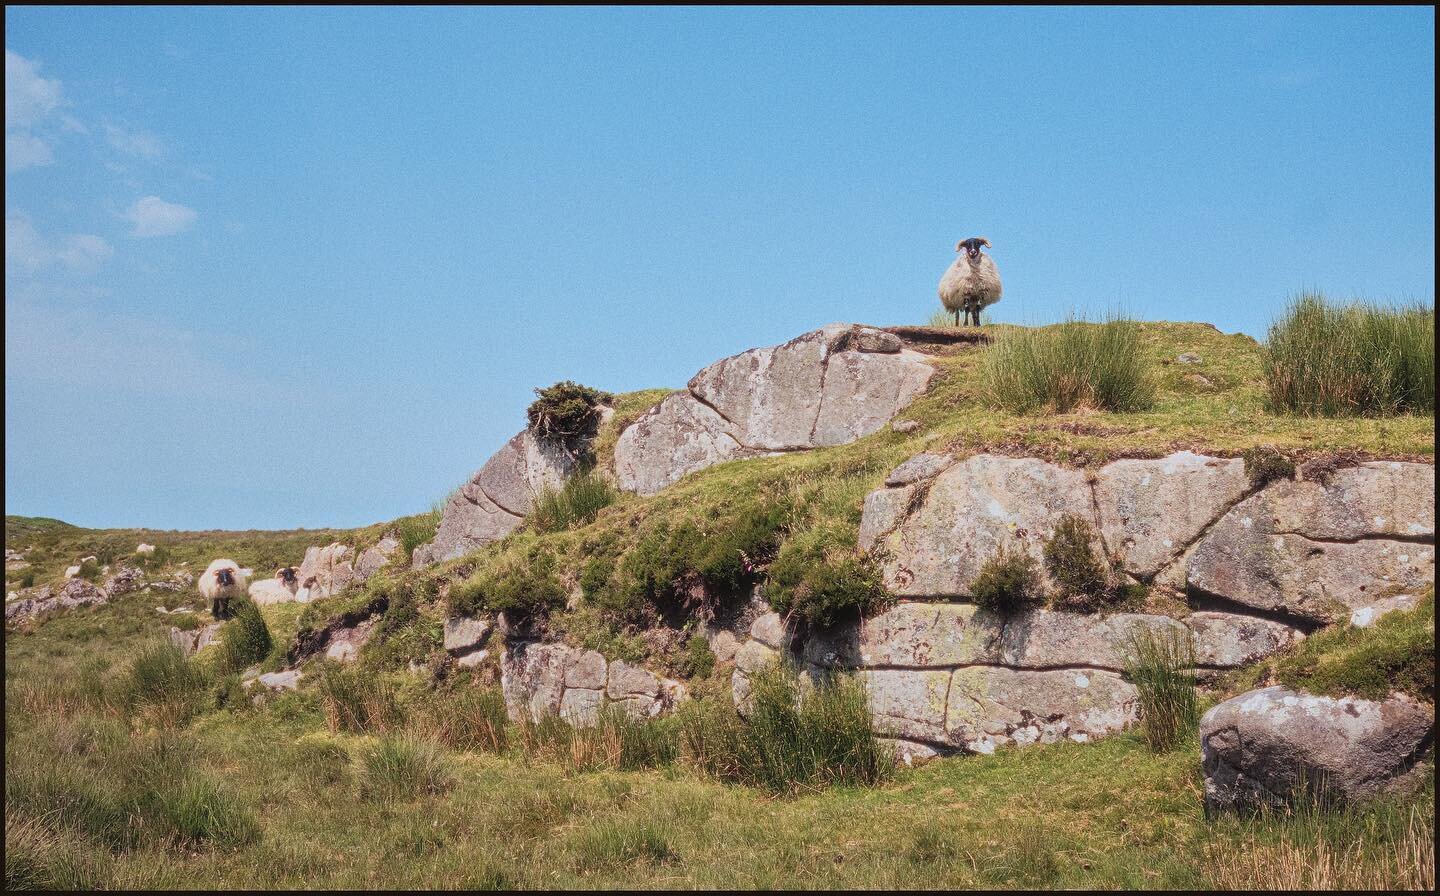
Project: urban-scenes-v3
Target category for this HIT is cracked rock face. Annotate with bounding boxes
[613,324,935,496]
[501,643,685,726]
[297,543,356,602]
[417,429,579,565]
[1200,686,1434,811]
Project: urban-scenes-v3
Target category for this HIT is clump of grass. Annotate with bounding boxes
[980,317,1155,413]
[570,818,678,870]
[316,663,403,734]
[396,507,444,560]
[1042,514,1114,612]
[410,685,509,754]
[527,380,613,460]
[970,544,1042,614]
[1264,293,1435,417]
[157,776,261,847]
[766,524,892,629]
[680,663,891,795]
[122,642,209,727]
[5,809,107,890]
[675,633,716,679]
[358,734,453,800]
[218,595,272,673]
[1123,627,1199,752]
[445,537,566,622]
[529,467,617,534]
[517,705,680,772]
[75,558,103,583]
[1242,445,1296,488]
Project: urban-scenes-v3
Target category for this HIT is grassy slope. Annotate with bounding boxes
[5,320,1435,890]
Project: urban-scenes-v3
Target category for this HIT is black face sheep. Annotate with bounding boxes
[938,237,1003,326]
[199,558,248,619]
[248,566,301,605]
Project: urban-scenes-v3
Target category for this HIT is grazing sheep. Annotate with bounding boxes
[248,566,301,606]
[199,559,248,620]
[938,237,1003,326]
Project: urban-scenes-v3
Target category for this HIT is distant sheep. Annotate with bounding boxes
[248,566,301,606]
[938,237,1003,326]
[199,559,248,619]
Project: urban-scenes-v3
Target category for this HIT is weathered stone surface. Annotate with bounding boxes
[735,639,779,675]
[565,650,608,690]
[885,453,952,487]
[1093,452,1249,578]
[607,660,660,699]
[298,543,356,602]
[707,629,740,664]
[324,619,376,663]
[857,602,1002,668]
[891,420,922,434]
[749,612,792,650]
[999,609,1187,671]
[1200,686,1434,811]
[169,622,223,656]
[1350,594,1420,628]
[560,687,605,727]
[256,669,302,691]
[858,483,917,552]
[1270,462,1434,540]
[354,534,400,582]
[871,455,1095,597]
[614,324,935,495]
[456,649,490,669]
[417,429,578,565]
[6,579,109,622]
[103,565,145,597]
[443,615,493,654]
[861,669,951,743]
[1186,611,1305,667]
[501,642,575,722]
[946,667,1138,753]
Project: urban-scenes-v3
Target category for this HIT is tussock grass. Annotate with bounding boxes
[681,664,891,795]
[1123,627,1199,752]
[122,642,208,727]
[516,705,680,773]
[1264,294,1435,417]
[980,316,1155,414]
[410,685,509,754]
[528,467,617,534]
[218,596,272,673]
[316,664,403,734]
[358,734,453,800]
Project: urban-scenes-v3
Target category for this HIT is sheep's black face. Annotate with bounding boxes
[279,567,297,586]
[959,237,990,263]
[216,569,235,587]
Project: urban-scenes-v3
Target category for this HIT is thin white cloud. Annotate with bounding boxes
[5,212,113,272]
[5,49,65,171]
[104,123,164,158]
[123,196,196,237]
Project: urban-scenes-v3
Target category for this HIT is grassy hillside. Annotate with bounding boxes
[6,317,1434,890]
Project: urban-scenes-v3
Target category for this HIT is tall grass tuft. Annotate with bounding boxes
[516,705,680,772]
[410,685,509,754]
[122,642,209,727]
[219,595,272,672]
[980,316,1154,413]
[316,664,403,734]
[528,467,617,533]
[680,663,891,794]
[1123,627,1199,752]
[358,734,453,800]
[1264,293,1435,416]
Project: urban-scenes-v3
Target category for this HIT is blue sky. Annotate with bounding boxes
[5,7,1434,531]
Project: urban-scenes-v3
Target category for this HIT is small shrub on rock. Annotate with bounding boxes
[1043,514,1113,612]
[526,381,613,459]
[766,524,891,629]
[970,544,1042,614]
[1242,446,1296,488]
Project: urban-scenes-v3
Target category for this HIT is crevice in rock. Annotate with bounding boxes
[475,481,527,521]
[806,342,834,445]
[1265,530,1435,547]
[1185,590,1327,633]
[1141,478,1271,585]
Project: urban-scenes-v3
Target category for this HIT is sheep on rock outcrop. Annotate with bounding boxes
[938,237,1002,326]
[199,559,248,619]
[248,566,301,605]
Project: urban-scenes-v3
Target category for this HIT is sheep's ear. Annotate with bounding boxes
[981,237,991,248]
[955,241,964,252]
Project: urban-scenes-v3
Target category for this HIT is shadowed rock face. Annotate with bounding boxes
[613,324,935,496]
[1200,687,1434,811]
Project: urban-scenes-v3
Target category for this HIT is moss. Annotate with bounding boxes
[970,544,1042,614]
[1263,591,1434,701]
[1242,446,1296,488]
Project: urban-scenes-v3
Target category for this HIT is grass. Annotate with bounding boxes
[1264,293,1435,417]
[218,595,273,673]
[979,316,1155,414]
[358,734,453,801]
[528,466,618,534]
[1230,589,1434,702]
[1123,627,1200,753]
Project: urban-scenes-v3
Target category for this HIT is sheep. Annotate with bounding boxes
[199,558,249,619]
[247,566,301,606]
[938,237,1003,327]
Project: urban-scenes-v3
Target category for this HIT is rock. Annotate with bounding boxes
[417,429,578,565]
[64,565,81,579]
[456,649,490,669]
[748,612,792,650]
[443,615,493,654]
[256,669,302,691]
[607,660,660,699]
[135,543,156,554]
[323,618,376,663]
[735,639,779,675]
[1177,352,1203,364]
[500,642,575,722]
[861,669,952,743]
[169,622,223,656]
[884,452,952,487]
[946,667,1138,753]
[891,419,922,434]
[1266,462,1434,540]
[853,602,1002,668]
[1200,686,1434,811]
[706,629,740,664]
[885,738,941,765]
[1092,452,1249,578]
[560,687,605,726]
[102,565,146,597]
[1350,594,1419,627]
[565,650,608,690]
[354,535,401,582]
[998,609,1187,672]
[614,324,935,495]
[869,454,1095,597]
[1186,611,1305,667]
[297,543,357,601]
[857,483,918,552]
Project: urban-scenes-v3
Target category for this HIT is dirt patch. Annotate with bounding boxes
[883,326,993,355]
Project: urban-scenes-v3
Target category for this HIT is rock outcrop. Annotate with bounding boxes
[297,543,356,602]
[354,534,401,582]
[169,622,223,656]
[4,579,108,622]
[613,324,935,495]
[443,614,493,667]
[501,642,685,725]
[416,429,580,565]
[1200,686,1434,811]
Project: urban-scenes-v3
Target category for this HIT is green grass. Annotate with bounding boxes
[528,467,618,534]
[1123,628,1200,753]
[358,734,453,801]
[1264,293,1435,417]
[218,596,273,673]
[980,316,1156,414]
[1232,590,1434,702]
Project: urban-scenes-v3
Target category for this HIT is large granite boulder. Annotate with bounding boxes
[1188,463,1435,622]
[417,429,579,565]
[297,543,356,602]
[354,534,401,582]
[614,324,935,495]
[1200,686,1434,811]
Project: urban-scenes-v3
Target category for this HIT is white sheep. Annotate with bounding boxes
[248,566,301,606]
[938,237,1003,326]
[199,558,249,619]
